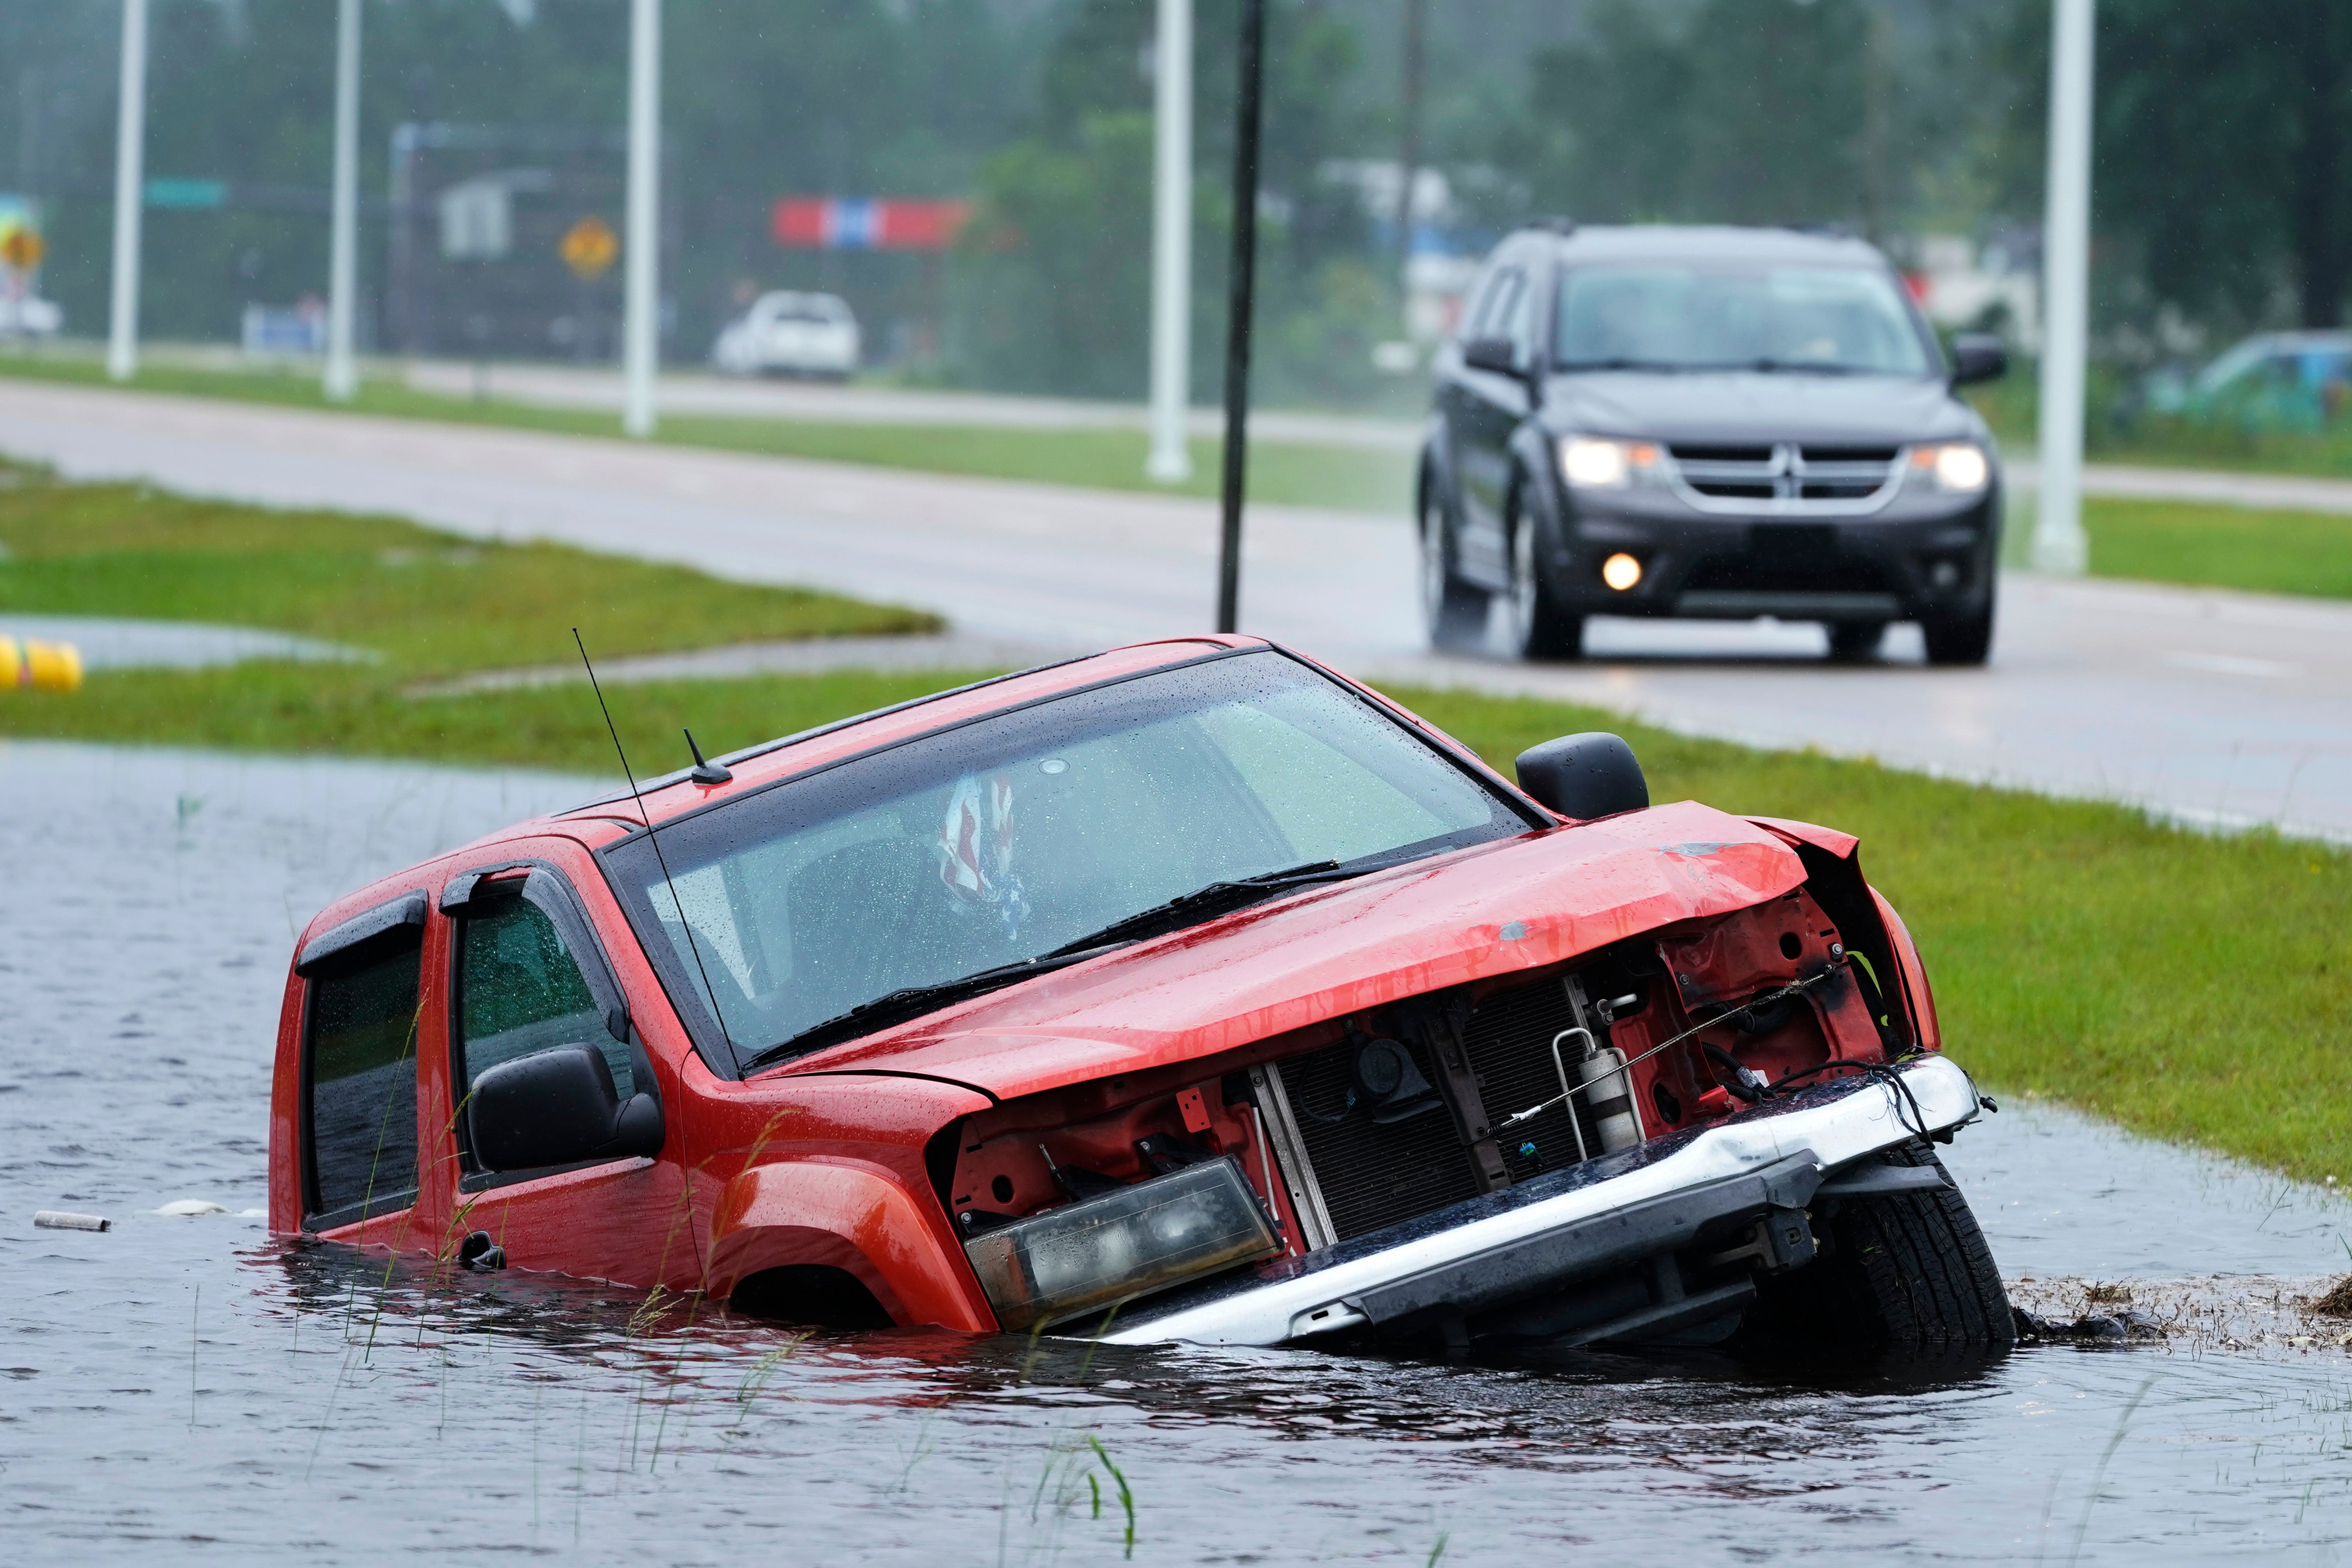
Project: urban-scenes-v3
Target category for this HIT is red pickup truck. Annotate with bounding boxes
[270,636,2009,1356]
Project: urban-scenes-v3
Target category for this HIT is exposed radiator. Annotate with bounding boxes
[1266,976,1603,1246]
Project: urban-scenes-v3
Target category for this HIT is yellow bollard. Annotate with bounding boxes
[0,636,84,692]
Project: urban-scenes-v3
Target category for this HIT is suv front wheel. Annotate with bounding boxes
[1922,599,1995,666]
[1507,491,1585,661]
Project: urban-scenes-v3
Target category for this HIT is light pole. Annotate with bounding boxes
[323,0,362,402]
[622,0,662,439]
[1215,0,1266,634]
[1145,0,1194,484]
[2034,0,2095,576]
[105,0,147,383]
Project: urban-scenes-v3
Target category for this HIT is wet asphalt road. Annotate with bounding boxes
[7,740,2352,1565]
[2,379,2348,843]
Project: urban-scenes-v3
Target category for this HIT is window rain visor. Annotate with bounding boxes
[1554,264,1933,377]
[602,652,1530,1067]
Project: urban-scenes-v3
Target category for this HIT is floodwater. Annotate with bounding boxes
[6,738,2352,1566]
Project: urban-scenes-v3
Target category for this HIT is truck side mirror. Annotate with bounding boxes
[1515,732,1649,820]
[469,1043,664,1173]
[1461,335,1523,377]
[1949,334,2008,386]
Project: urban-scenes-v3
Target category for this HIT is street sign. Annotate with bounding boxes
[0,226,41,272]
[559,215,619,280]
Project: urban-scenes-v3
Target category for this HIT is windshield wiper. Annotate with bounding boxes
[1554,357,1694,373]
[743,942,1134,1071]
[1039,860,1364,959]
[741,862,1367,1072]
[1737,358,1870,375]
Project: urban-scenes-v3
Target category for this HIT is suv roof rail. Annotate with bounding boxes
[1535,214,1578,236]
[1783,221,1856,240]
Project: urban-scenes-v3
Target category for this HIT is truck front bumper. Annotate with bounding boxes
[1102,1055,1983,1348]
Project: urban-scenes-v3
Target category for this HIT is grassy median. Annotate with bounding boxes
[1,466,2345,1183]
[0,351,1416,516]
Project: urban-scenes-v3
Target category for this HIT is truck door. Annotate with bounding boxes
[436,855,687,1285]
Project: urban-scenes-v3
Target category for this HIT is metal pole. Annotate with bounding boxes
[1215,0,1266,635]
[2034,0,2094,576]
[323,0,362,402]
[622,0,662,439]
[1392,0,1425,291]
[105,0,147,383]
[1145,0,1194,484]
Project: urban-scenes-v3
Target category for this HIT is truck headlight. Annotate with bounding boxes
[1559,435,1662,490]
[963,1157,1282,1332]
[1909,442,1990,493]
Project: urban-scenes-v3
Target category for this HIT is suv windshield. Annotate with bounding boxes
[603,651,1533,1068]
[1554,263,1931,376]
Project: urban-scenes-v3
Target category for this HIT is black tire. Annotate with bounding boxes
[1744,1143,2014,1356]
[1419,482,1490,650]
[1922,602,1994,666]
[1826,621,1886,661]
[1506,489,1585,661]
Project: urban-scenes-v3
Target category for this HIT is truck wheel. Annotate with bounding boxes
[1507,498,1585,661]
[1922,603,1994,666]
[1744,1143,2015,1356]
[1420,487,1490,650]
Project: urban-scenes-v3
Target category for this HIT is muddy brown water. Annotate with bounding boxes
[6,739,2351,1565]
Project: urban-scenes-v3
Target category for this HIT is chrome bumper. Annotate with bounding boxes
[1102,1055,1982,1347]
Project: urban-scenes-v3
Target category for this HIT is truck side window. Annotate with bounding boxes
[454,882,632,1129]
[305,937,424,1228]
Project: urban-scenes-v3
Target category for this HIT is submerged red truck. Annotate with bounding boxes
[270,637,2010,1355]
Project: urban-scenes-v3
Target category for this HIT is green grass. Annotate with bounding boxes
[1388,686,2352,1186]
[0,464,935,678]
[2,463,2345,1182]
[2083,497,2352,600]
[0,350,1415,516]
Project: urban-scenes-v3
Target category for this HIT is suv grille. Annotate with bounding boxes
[1270,978,1603,1244]
[1666,441,1901,514]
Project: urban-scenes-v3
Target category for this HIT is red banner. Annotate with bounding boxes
[770,198,972,252]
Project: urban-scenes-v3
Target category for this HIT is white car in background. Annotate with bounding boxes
[712,290,860,380]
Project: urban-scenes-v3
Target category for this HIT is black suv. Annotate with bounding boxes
[1419,224,2007,664]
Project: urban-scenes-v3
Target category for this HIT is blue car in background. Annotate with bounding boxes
[2143,331,2352,433]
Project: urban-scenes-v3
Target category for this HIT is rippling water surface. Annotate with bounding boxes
[6,739,2351,1565]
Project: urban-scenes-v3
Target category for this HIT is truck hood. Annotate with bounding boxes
[777,799,1805,1102]
[1539,370,1985,448]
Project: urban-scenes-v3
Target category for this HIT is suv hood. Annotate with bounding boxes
[1540,370,1982,448]
[778,800,1807,1102]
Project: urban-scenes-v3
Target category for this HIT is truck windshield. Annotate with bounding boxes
[1554,263,1931,376]
[602,651,1533,1068]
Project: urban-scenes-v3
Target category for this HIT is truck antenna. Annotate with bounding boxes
[573,629,741,1077]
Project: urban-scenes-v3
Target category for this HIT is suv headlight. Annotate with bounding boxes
[963,1156,1282,1332]
[1559,435,1663,490]
[1908,442,1990,494]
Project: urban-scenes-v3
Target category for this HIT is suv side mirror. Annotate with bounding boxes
[469,1043,664,1173]
[1515,732,1649,820]
[1461,335,1522,377]
[1949,334,2008,386]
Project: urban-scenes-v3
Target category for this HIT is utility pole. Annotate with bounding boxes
[1863,3,1891,245]
[1215,0,1266,634]
[622,0,661,439]
[1145,0,1194,484]
[323,0,362,402]
[2034,0,2094,576]
[106,0,147,382]
[1392,0,1426,292]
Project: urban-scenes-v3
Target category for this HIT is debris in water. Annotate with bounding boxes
[2011,1275,2352,1355]
[34,1211,110,1232]
[156,1200,227,1217]
[2308,1277,2352,1318]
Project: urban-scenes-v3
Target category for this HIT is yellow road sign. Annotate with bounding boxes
[559,215,619,281]
[0,226,43,272]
